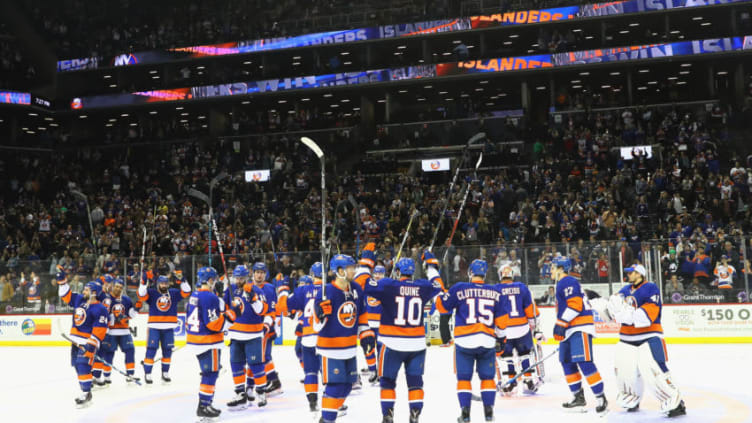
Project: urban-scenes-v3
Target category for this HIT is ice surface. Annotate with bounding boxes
[1,343,751,422]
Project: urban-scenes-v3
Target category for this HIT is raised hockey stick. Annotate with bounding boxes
[442,152,483,264]
[300,136,327,300]
[390,209,420,279]
[211,218,228,278]
[428,132,485,252]
[60,330,142,385]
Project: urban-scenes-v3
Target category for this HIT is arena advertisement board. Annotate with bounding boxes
[69,36,752,110]
[55,0,750,72]
[2,304,750,346]
[421,158,451,172]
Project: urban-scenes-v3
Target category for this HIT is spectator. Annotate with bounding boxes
[537,286,556,306]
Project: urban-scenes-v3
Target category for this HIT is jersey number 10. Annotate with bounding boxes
[394,296,423,326]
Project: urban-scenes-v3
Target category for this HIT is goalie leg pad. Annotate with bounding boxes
[614,342,643,410]
[637,339,682,413]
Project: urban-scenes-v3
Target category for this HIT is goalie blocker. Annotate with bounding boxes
[603,264,686,418]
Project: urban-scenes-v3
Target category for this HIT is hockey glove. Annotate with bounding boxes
[55,265,67,285]
[553,320,567,341]
[495,336,507,354]
[315,299,333,321]
[214,276,225,297]
[358,242,377,270]
[360,329,376,355]
[421,250,440,270]
[533,330,545,342]
[83,342,97,366]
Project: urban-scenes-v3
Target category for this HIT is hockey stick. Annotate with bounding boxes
[300,136,327,300]
[139,225,147,285]
[60,330,142,385]
[442,152,483,264]
[390,209,420,279]
[211,218,228,278]
[428,132,485,252]
[144,344,186,365]
[499,347,558,389]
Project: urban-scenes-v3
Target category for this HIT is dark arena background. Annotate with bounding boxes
[1,0,752,422]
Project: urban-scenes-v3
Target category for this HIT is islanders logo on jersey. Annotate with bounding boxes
[74,307,87,326]
[367,297,381,307]
[232,296,245,315]
[156,295,172,312]
[337,301,358,328]
[102,297,112,311]
[111,303,125,320]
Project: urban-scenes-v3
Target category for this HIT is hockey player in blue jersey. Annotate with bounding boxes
[224,264,271,409]
[495,264,542,395]
[187,266,237,421]
[314,254,369,423]
[551,256,608,415]
[250,261,283,396]
[91,274,114,387]
[283,263,325,412]
[436,258,508,423]
[57,266,109,408]
[362,251,444,423]
[99,278,138,385]
[606,264,686,417]
[138,271,191,384]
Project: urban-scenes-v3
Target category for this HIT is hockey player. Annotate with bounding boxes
[186,266,235,421]
[91,274,114,387]
[551,256,608,415]
[436,258,508,423]
[99,278,138,384]
[495,265,542,395]
[352,250,383,385]
[57,266,108,408]
[250,262,283,395]
[362,249,444,423]
[607,264,686,417]
[138,271,191,384]
[224,264,271,409]
[285,263,325,412]
[314,254,369,423]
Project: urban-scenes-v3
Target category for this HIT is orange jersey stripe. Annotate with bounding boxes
[570,314,594,327]
[353,273,369,289]
[379,325,425,337]
[91,327,107,341]
[620,323,663,335]
[187,333,223,344]
[230,322,264,333]
[641,303,660,322]
[524,303,539,319]
[566,296,583,312]
[70,327,90,339]
[205,315,225,332]
[148,315,178,323]
[318,335,357,349]
[455,323,495,337]
[506,316,529,327]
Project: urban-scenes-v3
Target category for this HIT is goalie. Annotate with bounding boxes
[593,264,686,418]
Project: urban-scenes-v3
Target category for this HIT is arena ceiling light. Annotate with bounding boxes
[677,81,687,85]
[243,61,252,65]
[149,110,158,114]
[343,61,352,65]
[241,100,250,104]
[176,106,184,110]
[692,16,703,20]
[679,71,690,75]
[701,22,712,26]
[293,56,301,60]
[353,107,361,111]
[572,85,582,89]
[301,98,310,102]
[423,85,433,89]
[398,89,408,93]
[340,51,350,56]
[579,72,589,76]
[536,86,546,90]
[103,75,112,79]
[585,35,594,40]
[149,70,158,74]
[638,69,650,73]
[509,34,519,38]
[340,99,350,103]
[79,115,87,119]
[44,117,53,121]
[610,72,620,76]
[293,62,301,65]
[28,112,37,116]
[397,45,407,49]
[121,113,129,117]
[619,30,629,34]
[503,41,513,45]
[452,40,462,44]
[629,23,640,27]
[49,123,58,127]
[109,84,117,87]
[479,80,489,84]
[323,93,333,98]
[717,71,728,75]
